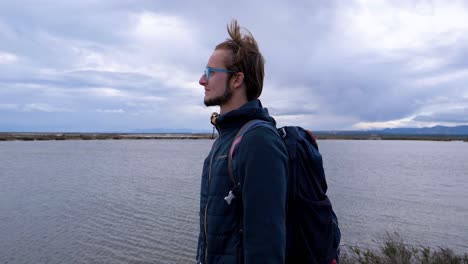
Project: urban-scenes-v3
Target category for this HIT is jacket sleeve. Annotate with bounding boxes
[237,126,288,263]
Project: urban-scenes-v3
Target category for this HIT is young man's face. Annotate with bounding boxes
[199,49,233,107]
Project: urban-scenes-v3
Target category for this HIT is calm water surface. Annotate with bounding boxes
[0,139,467,263]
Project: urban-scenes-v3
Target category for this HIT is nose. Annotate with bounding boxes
[199,74,207,86]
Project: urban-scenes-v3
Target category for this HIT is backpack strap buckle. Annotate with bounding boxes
[279,127,287,138]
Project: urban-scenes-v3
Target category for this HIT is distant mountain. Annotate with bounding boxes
[315,125,468,136]
[379,125,468,135]
[118,125,468,135]
[135,125,468,135]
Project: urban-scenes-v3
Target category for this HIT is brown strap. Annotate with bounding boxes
[227,120,263,187]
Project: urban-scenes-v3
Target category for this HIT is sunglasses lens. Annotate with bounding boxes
[206,68,210,81]
[204,68,210,81]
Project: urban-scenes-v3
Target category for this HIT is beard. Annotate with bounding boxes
[204,81,233,107]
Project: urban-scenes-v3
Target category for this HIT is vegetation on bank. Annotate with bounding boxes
[340,233,468,264]
[314,134,468,142]
[0,133,213,141]
[1,132,468,141]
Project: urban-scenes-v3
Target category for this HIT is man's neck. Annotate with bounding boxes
[220,98,248,115]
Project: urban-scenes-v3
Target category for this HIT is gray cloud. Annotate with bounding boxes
[414,111,468,123]
[1,0,468,131]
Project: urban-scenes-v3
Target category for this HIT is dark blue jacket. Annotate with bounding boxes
[196,99,288,264]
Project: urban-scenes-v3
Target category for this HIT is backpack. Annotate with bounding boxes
[228,120,341,264]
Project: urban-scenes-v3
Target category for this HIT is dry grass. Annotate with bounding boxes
[340,232,468,264]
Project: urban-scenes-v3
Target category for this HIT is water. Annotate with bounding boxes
[0,139,467,263]
[320,140,468,253]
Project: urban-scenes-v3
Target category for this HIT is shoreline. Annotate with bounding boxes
[1,132,467,142]
[314,134,468,142]
[0,132,214,141]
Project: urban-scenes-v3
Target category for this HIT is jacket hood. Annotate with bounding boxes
[212,99,276,131]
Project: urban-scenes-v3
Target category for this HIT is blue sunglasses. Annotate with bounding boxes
[204,67,236,81]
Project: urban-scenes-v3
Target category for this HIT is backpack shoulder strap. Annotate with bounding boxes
[227,119,270,187]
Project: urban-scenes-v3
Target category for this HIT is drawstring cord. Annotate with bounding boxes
[210,112,219,139]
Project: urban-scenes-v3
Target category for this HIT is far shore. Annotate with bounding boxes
[0,132,214,141]
[1,132,467,142]
[314,133,468,142]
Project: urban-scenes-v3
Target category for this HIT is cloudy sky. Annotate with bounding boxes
[1,0,468,132]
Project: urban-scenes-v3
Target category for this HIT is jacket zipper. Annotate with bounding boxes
[204,124,220,264]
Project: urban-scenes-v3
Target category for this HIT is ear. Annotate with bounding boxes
[231,72,244,89]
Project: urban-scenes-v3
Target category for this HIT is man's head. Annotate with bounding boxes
[200,20,264,111]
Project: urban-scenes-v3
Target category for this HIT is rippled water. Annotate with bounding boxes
[0,140,208,264]
[320,140,468,253]
[1,139,467,263]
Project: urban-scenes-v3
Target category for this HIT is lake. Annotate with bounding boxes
[1,139,467,263]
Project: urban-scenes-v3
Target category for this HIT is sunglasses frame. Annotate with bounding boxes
[204,67,236,81]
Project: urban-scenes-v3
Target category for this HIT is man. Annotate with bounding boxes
[196,20,288,264]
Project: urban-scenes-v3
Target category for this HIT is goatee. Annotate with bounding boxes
[204,83,233,107]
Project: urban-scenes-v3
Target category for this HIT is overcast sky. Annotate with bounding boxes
[1,0,468,132]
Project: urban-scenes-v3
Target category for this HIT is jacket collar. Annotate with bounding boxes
[212,99,276,132]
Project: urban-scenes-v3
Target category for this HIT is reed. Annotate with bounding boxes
[340,232,468,264]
